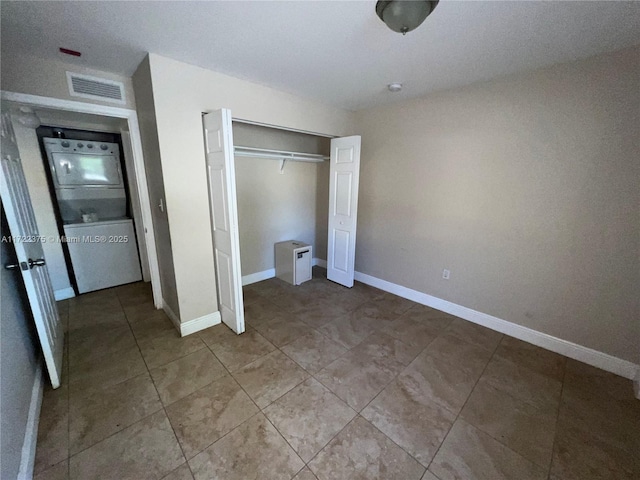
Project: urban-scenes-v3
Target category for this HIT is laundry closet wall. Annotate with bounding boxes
[1,54,137,110]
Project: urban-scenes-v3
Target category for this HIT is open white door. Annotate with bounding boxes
[203,109,245,334]
[0,110,64,388]
[327,135,361,288]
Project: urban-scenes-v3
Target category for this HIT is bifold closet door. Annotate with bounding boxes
[327,135,361,288]
[203,109,245,334]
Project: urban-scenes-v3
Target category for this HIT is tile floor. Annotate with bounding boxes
[34,268,639,480]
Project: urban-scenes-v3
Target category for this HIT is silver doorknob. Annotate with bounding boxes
[28,258,46,268]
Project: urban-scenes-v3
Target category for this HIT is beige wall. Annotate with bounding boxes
[1,54,136,110]
[146,53,353,322]
[13,123,72,294]
[236,157,324,276]
[354,46,640,364]
[132,57,179,317]
[1,224,41,480]
[315,161,330,262]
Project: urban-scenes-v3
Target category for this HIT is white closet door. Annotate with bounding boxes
[0,111,64,388]
[203,109,245,334]
[327,135,361,287]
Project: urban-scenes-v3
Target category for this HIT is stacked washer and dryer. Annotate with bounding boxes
[44,137,142,294]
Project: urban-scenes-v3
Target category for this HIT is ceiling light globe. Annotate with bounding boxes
[376,0,439,35]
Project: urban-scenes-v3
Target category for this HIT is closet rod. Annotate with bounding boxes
[234,146,328,163]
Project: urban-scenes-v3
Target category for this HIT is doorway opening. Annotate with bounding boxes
[1,90,161,389]
[2,92,161,306]
[35,122,145,296]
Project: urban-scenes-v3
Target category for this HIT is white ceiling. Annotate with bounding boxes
[2,1,640,111]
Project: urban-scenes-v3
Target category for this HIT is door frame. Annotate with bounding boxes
[0,90,163,307]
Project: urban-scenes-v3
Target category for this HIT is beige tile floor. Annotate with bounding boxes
[34,268,639,480]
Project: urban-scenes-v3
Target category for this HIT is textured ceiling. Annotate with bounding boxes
[2,1,640,110]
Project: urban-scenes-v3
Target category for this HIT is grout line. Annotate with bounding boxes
[58,282,443,476]
[344,335,440,469]
[63,291,164,463]
[301,313,438,471]
[196,340,307,473]
[123,315,190,471]
[58,279,581,480]
[546,359,569,479]
[429,468,446,480]
[260,405,307,471]
[214,287,382,474]
[62,374,162,459]
[57,288,188,473]
[169,337,264,478]
[178,342,258,471]
[427,333,569,476]
[363,415,431,474]
[425,335,503,474]
[302,414,362,470]
[118,289,190,475]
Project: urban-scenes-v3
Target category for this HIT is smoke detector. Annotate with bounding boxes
[388,83,403,92]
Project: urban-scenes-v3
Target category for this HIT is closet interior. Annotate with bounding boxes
[231,120,332,282]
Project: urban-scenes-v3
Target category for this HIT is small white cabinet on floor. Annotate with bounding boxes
[275,240,312,285]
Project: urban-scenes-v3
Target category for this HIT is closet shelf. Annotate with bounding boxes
[234,146,328,163]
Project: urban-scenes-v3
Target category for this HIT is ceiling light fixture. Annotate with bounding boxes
[376,0,439,35]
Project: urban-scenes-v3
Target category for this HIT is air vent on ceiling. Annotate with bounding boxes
[66,72,126,105]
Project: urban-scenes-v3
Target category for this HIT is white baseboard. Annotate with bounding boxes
[162,299,221,337]
[355,271,640,381]
[242,258,326,286]
[18,363,44,480]
[54,287,75,301]
[314,258,327,268]
[242,268,276,286]
[179,312,221,337]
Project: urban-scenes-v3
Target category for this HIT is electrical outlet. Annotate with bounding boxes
[442,269,450,280]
